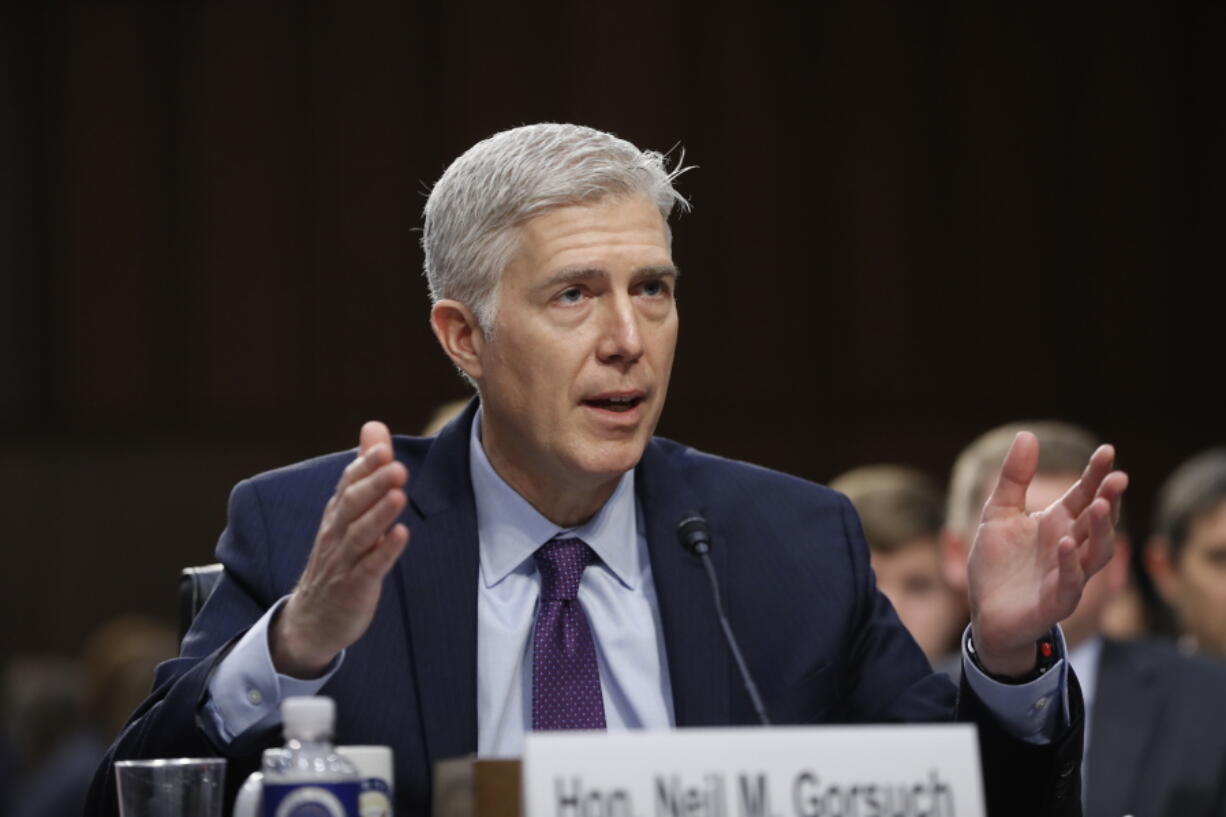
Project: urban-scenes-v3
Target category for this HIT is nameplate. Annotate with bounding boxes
[523,724,984,817]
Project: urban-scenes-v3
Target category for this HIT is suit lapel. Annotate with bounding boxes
[395,400,481,768]
[1085,639,1167,817]
[637,441,731,727]
[394,420,736,763]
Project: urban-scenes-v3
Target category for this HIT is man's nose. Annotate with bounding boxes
[596,295,644,365]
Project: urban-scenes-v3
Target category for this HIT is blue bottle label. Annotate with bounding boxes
[357,776,393,817]
[263,781,360,817]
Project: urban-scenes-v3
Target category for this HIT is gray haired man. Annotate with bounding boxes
[90,125,1126,817]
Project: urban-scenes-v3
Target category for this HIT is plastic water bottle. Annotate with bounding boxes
[261,696,361,817]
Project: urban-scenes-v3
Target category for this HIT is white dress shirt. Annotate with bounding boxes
[469,410,674,756]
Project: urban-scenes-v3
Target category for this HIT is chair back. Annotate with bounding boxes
[178,563,224,641]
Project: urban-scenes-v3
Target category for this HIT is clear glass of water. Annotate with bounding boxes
[114,757,226,817]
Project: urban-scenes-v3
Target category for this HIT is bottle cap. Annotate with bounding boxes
[281,696,336,740]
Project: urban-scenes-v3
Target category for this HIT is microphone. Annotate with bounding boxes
[676,514,771,726]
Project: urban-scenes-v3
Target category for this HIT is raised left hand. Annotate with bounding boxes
[967,431,1129,677]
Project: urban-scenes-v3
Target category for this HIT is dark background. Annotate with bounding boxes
[1,1,1222,660]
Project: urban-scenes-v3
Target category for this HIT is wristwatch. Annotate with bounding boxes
[965,627,1060,684]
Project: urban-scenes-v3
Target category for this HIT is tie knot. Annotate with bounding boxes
[535,537,596,601]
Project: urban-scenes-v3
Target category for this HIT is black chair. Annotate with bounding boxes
[178,563,224,640]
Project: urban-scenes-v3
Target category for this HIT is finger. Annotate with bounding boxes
[1068,497,1114,570]
[333,440,395,500]
[1096,471,1129,525]
[1069,493,1102,543]
[359,420,393,456]
[1083,499,1116,575]
[357,522,410,580]
[982,431,1038,520]
[1054,535,1084,612]
[331,461,409,530]
[1058,444,1115,519]
[325,446,392,526]
[344,488,408,558]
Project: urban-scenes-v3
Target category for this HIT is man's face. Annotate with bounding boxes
[474,194,678,508]
[872,537,964,663]
[1168,500,1226,656]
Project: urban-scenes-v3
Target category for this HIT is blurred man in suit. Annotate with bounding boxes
[943,421,1226,817]
[830,465,965,666]
[1146,447,1226,660]
[89,124,1127,817]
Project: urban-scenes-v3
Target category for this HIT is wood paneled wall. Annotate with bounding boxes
[1,1,1221,655]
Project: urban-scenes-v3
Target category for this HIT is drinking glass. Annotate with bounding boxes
[114,757,226,817]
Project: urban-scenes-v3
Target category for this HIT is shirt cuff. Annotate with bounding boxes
[203,596,345,744]
[960,624,1069,746]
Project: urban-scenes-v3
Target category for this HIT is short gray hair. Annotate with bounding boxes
[421,123,691,331]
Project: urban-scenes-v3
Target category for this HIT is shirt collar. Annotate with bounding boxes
[468,409,639,590]
[1068,634,1103,711]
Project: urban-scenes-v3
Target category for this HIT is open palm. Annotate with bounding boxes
[967,431,1128,677]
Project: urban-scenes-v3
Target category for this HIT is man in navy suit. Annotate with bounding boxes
[88,124,1127,817]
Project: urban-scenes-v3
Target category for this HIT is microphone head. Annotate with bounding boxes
[676,513,712,555]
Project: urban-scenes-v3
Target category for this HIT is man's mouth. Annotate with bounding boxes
[581,393,645,413]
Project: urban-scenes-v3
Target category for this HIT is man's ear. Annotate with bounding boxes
[1144,534,1181,606]
[940,528,970,594]
[430,299,486,381]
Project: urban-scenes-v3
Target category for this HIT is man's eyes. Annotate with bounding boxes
[552,280,672,304]
[638,279,671,298]
[1202,546,1226,568]
[902,575,938,595]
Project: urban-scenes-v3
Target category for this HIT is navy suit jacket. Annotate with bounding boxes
[1085,639,1226,817]
[88,400,1083,816]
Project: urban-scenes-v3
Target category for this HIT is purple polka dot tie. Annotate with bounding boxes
[532,537,607,731]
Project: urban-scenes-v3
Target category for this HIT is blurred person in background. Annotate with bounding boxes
[8,616,175,817]
[830,465,965,667]
[943,421,1226,817]
[1146,448,1226,658]
[1098,568,1150,641]
[2,658,83,816]
[0,733,15,815]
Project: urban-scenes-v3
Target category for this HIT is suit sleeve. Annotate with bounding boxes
[83,478,288,817]
[836,494,1085,817]
[960,668,1085,816]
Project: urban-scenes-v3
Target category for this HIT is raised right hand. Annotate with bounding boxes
[271,421,410,677]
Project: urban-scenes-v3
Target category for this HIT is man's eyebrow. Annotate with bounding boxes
[632,264,681,282]
[537,267,609,292]
[536,264,680,292]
